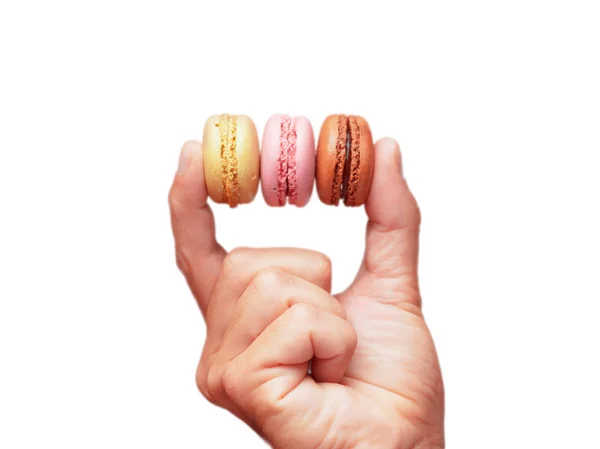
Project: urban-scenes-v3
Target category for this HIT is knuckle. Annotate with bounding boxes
[205,364,224,405]
[307,250,332,289]
[222,247,252,276]
[312,251,332,276]
[251,267,287,293]
[221,362,242,400]
[195,363,215,404]
[288,302,318,323]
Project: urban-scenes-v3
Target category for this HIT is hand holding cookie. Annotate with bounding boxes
[169,117,444,448]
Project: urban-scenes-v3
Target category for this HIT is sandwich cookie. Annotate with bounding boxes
[316,114,374,206]
[203,114,260,207]
[261,114,315,207]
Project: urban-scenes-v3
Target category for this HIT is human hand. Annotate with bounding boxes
[169,138,444,448]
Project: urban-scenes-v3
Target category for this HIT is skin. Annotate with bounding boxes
[169,139,445,448]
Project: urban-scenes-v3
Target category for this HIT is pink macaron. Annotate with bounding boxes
[261,114,315,207]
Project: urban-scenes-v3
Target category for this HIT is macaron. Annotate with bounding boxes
[316,114,374,206]
[202,114,260,207]
[261,114,315,207]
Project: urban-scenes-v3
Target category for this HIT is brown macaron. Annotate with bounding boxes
[316,114,374,206]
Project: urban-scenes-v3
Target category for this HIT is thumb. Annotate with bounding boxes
[351,138,422,307]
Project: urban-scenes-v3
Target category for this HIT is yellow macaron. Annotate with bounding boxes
[202,114,260,207]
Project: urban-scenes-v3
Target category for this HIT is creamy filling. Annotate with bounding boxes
[277,116,297,205]
[331,117,348,205]
[286,118,298,204]
[217,114,239,207]
[344,117,361,206]
[341,127,351,201]
[217,115,229,201]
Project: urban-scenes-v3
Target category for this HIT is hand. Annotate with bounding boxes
[169,139,444,449]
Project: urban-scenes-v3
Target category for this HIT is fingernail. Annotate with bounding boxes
[385,138,402,178]
[177,141,202,175]
[395,147,403,178]
[177,145,191,175]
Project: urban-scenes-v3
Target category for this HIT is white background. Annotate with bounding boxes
[1,1,599,447]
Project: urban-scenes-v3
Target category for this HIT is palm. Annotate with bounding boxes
[266,259,443,449]
[273,287,443,449]
[339,285,443,433]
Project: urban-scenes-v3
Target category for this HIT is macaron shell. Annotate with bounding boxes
[260,114,286,206]
[289,116,315,207]
[316,114,346,205]
[345,115,374,207]
[202,115,226,203]
[234,115,260,204]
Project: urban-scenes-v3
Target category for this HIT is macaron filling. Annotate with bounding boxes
[333,116,362,205]
[341,126,351,202]
[216,114,240,207]
[331,117,348,205]
[277,116,298,205]
[344,117,361,206]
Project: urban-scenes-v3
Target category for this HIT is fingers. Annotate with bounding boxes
[204,270,345,406]
[222,304,356,416]
[221,269,345,361]
[350,138,422,307]
[203,247,332,355]
[168,140,226,314]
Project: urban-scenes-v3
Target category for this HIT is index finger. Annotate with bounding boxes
[168,140,226,314]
